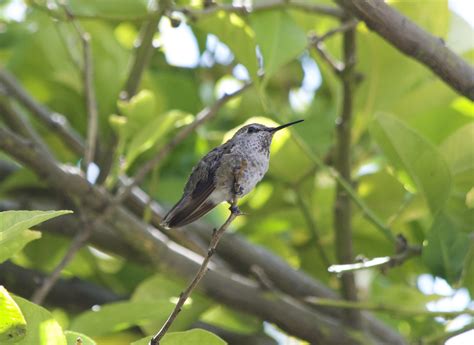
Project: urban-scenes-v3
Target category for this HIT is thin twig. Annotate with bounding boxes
[0,69,85,155]
[294,188,331,267]
[304,297,474,318]
[328,245,422,274]
[149,200,242,345]
[316,19,358,42]
[121,1,163,101]
[31,221,92,304]
[309,37,344,75]
[0,98,53,160]
[179,0,344,19]
[423,322,474,344]
[61,5,99,171]
[114,83,251,204]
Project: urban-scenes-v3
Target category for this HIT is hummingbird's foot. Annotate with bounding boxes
[228,203,242,215]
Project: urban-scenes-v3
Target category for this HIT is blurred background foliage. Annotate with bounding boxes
[0,0,473,344]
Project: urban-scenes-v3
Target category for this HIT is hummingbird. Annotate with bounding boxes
[161,119,304,228]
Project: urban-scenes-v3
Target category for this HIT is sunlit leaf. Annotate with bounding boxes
[13,296,66,345]
[371,113,452,215]
[64,330,96,345]
[196,11,258,79]
[131,274,211,334]
[250,10,307,83]
[422,212,470,283]
[131,329,226,345]
[0,210,72,263]
[0,286,26,343]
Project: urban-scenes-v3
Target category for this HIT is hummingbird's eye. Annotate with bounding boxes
[247,126,258,133]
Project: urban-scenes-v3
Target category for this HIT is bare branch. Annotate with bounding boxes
[331,17,362,327]
[423,322,474,344]
[0,69,84,155]
[336,0,474,100]
[294,188,331,267]
[121,2,163,101]
[149,201,242,345]
[305,297,474,318]
[179,0,344,19]
[0,99,53,160]
[61,5,99,171]
[328,235,422,274]
[31,219,92,305]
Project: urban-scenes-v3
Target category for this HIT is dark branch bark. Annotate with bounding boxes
[336,0,474,100]
[0,261,122,312]
[333,19,361,327]
[0,69,85,154]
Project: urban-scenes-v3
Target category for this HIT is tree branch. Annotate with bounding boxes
[332,16,361,328]
[335,0,474,100]
[328,235,422,274]
[179,0,344,19]
[0,127,371,345]
[149,201,242,345]
[31,217,93,305]
[305,297,474,318]
[61,5,99,171]
[423,322,474,344]
[0,69,85,155]
[0,99,53,160]
[121,2,163,101]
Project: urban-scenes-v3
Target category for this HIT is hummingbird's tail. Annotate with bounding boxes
[161,196,217,229]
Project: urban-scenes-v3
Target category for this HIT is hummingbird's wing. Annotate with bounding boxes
[161,143,233,228]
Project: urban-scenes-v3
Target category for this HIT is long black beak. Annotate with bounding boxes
[270,119,304,133]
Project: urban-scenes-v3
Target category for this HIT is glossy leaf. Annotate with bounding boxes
[196,11,258,79]
[13,296,66,345]
[0,210,72,263]
[422,212,470,283]
[371,113,452,214]
[64,331,96,345]
[70,300,174,337]
[250,10,307,83]
[131,274,211,334]
[131,329,226,345]
[0,286,26,343]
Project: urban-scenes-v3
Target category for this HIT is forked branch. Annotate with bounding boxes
[149,201,242,345]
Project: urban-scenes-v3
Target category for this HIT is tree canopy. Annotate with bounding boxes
[0,0,473,345]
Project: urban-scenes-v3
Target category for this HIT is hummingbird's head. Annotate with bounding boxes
[231,120,304,152]
[232,120,304,140]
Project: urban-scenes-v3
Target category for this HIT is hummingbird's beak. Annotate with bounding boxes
[270,119,304,133]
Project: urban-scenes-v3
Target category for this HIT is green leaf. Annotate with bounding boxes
[440,123,474,231]
[195,11,258,79]
[125,110,191,170]
[461,242,474,298]
[0,210,72,263]
[371,114,452,214]
[250,10,307,83]
[422,212,470,283]
[117,89,157,138]
[13,296,66,345]
[0,286,26,343]
[64,331,96,345]
[68,0,149,18]
[131,329,227,345]
[131,274,211,334]
[70,300,177,337]
[200,305,262,334]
